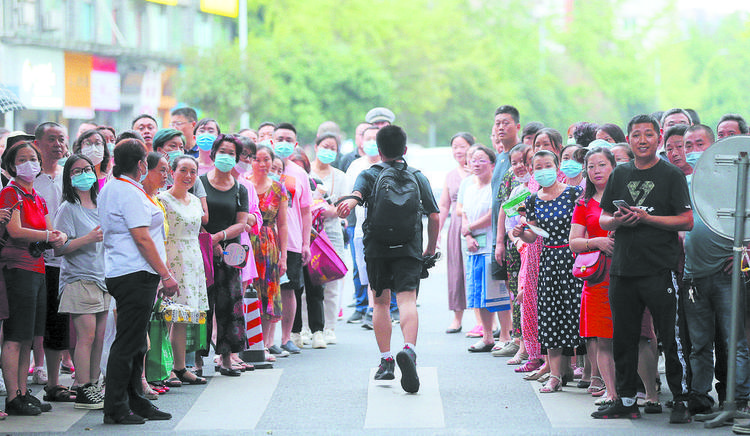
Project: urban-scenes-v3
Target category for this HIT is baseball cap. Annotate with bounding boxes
[365,107,395,124]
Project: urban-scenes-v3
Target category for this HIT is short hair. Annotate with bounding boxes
[112,139,147,178]
[611,143,634,160]
[362,125,379,137]
[116,130,144,143]
[581,146,616,202]
[718,113,749,134]
[472,145,496,164]
[153,128,185,153]
[663,124,688,145]
[627,114,660,134]
[685,109,700,125]
[531,149,559,168]
[650,111,664,125]
[193,118,221,136]
[376,125,407,159]
[509,143,530,163]
[315,133,340,149]
[2,141,42,177]
[660,108,692,126]
[290,149,311,173]
[494,105,520,124]
[131,114,157,128]
[146,151,166,171]
[258,121,277,131]
[72,129,111,174]
[274,122,297,135]
[237,135,257,157]
[522,122,544,139]
[596,123,626,143]
[170,154,198,172]
[62,154,98,205]
[96,125,116,139]
[34,121,64,141]
[316,121,341,139]
[685,124,715,144]
[210,134,243,162]
[572,122,598,148]
[561,144,583,162]
[171,107,197,122]
[450,132,475,147]
[533,128,563,155]
[256,145,275,162]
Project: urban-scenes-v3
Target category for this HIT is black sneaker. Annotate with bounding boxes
[347,311,364,324]
[5,392,41,416]
[103,411,146,425]
[24,389,51,412]
[137,406,172,421]
[374,358,395,380]
[591,398,641,419]
[75,383,104,410]
[669,401,691,424]
[361,313,373,330]
[396,347,420,393]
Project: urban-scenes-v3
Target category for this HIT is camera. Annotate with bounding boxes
[28,241,53,258]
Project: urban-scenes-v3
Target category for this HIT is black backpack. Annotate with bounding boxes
[365,160,422,247]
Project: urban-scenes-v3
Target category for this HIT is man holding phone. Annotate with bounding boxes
[594,114,693,423]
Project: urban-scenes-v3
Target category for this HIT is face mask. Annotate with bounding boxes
[274,141,295,159]
[533,168,557,188]
[196,134,216,151]
[269,173,281,182]
[81,144,104,165]
[214,153,236,173]
[560,160,583,178]
[58,157,68,167]
[363,140,379,157]
[107,142,115,154]
[139,161,147,183]
[167,150,183,165]
[71,172,97,191]
[616,161,628,166]
[686,151,703,168]
[235,160,251,174]
[15,160,41,182]
[515,172,531,183]
[317,148,337,165]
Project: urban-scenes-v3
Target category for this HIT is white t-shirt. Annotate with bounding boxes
[461,181,492,255]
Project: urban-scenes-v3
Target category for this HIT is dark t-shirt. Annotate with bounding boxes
[200,174,249,243]
[353,159,439,260]
[600,159,691,276]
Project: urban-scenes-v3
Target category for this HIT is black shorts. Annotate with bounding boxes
[44,266,70,350]
[280,251,304,290]
[365,256,422,297]
[4,267,46,342]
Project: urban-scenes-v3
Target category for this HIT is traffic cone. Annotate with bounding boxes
[240,284,272,369]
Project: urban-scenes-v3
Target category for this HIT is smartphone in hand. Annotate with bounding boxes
[613,200,630,211]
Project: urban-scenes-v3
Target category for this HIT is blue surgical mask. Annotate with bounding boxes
[560,160,583,178]
[71,172,97,191]
[533,168,557,188]
[167,150,183,165]
[107,142,115,154]
[363,140,379,157]
[686,151,703,168]
[196,134,216,151]
[214,153,236,173]
[58,157,68,167]
[269,173,281,182]
[317,148,337,165]
[274,141,295,159]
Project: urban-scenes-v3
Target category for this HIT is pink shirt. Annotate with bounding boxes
[281,161,312,253]
[238,175,263,282]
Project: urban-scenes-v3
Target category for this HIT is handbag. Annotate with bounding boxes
[307,229,348,286]
[222,242,250,268]
[145,300,174,382]
[198,232,215,287]
[572,251,610,285]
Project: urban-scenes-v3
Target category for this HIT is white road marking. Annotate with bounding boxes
[364,366,444,428]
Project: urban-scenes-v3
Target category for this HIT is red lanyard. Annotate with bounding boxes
[115,177,159,209]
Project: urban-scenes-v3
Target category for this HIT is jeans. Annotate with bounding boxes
[348,226,369,314]
[684,270,750,401]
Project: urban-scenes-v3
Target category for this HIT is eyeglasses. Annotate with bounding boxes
[170,121,187,127]
[81,140,104,148]
[70,166,94,177]
[240,153,255,159]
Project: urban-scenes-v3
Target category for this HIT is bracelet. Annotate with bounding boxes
[161,275,172,282]
[45,230,49,243]
[222,230,227,241]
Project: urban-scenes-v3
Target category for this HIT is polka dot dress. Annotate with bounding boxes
[525,185,584,354]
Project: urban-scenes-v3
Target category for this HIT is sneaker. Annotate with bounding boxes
[267,344,290,357]
[374,358,395,380]
[324,328,337,344]
[734,420,750,434]
[311,331,327,349]
[5,392,41,416]
[396,347,420,393]
[24,388,51,412]
[492,341,519,357]
[591,398,641,419]
[281,340,301,354]
[32,367,48,385]
[361,312,373,330]
[301,327,313,345]
[669,401,691,424]
[291,333,304,349]
[75,383,104,410]
[391,310,400,324]
[347,311,364,324]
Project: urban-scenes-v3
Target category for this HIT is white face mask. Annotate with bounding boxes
[81,144,104,165]
[15,160,41,182]
[235,160,251,174]
[515,172,531,183]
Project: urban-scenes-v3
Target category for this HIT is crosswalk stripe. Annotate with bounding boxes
[364,366,444,428]
[174,369,283,432]
[531,381,635,428]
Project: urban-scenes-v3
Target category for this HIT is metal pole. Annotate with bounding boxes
[703,151,750,428]
[239,0,250,129]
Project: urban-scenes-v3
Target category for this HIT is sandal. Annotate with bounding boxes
[174,368,207,385]
[588,376,605,395]
[506,356,524,365]
[539,374,562,393]
[164,373,183,388]
[264,348,276,362]
[516,359,543,373]
[536,373,551,384]
[577,379,591,389]
[468,340,494,353]
[43,385,76,402]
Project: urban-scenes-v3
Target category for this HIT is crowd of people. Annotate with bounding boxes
[0,102,747,428]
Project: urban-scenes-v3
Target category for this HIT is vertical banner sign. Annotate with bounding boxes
[91,56,120,111]
[138,69,162,115]
[64,52,94,119]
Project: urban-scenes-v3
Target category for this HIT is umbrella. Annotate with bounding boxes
[0,84,26,113]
